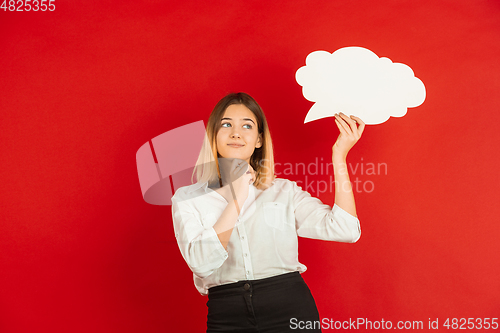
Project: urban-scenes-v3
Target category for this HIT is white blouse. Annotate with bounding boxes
[171,177,361,296]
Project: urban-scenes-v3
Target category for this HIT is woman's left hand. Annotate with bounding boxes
[332,112,365,160]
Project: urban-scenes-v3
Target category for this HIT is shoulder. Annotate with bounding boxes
[172,182,206,202]
[267,177,298,191]
[272,177,290,185]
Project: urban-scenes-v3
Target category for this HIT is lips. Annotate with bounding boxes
[227,144,244,147]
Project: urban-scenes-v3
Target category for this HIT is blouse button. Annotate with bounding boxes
[244,253,248,257]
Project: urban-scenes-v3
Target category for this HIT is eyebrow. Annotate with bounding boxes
[221,117,256,125]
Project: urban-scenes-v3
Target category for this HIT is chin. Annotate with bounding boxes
[220,155,250,161]
[219,151,251,162]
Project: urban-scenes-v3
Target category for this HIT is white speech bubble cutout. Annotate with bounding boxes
[296,47,426,125]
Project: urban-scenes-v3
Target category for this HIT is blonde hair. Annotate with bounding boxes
[192,92,275,190]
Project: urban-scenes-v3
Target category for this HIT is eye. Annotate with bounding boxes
[221,122,231,128]
[243,124,253,129]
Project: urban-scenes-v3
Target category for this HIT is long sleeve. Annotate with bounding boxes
[169,178,361,295]
[171,195,228,278]
[291,180,361,242]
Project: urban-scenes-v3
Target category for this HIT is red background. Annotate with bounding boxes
[1,1,499,331]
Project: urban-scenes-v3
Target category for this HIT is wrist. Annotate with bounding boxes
[332,149,347,162]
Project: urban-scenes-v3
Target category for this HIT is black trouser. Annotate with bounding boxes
[207,271,322,333]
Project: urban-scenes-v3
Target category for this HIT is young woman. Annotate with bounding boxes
[171,92,365,332]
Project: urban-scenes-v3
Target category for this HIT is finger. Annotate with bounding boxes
[350,115,364,125]
[246,167,255,184]
[334,114,352,136]
[227,158,248,182]
[249,166,256,183]
[233,158,247,169]
[234,159,248,174]
[334,115,348,134]
[350,115,366,136]
[334,117,350,137]
[338,112,359,136]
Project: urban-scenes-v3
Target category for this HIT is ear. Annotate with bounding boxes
[255,133,263,149]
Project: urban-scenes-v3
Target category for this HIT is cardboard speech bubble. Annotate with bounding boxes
[296,47,426,125]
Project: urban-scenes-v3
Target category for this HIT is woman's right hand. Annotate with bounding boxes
[218,158,255,206]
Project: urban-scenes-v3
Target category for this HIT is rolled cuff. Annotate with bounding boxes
[332,203,361,242]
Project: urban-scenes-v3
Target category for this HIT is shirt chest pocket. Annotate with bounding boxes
[201,213,217,229]
[263,202,289,230]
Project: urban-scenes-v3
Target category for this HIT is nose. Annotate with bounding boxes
[230,129,241,138]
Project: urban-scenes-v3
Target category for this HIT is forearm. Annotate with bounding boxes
[212,199,242,250]
[332,156,357,217]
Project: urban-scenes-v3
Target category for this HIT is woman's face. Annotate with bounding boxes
[216,104,262,164]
